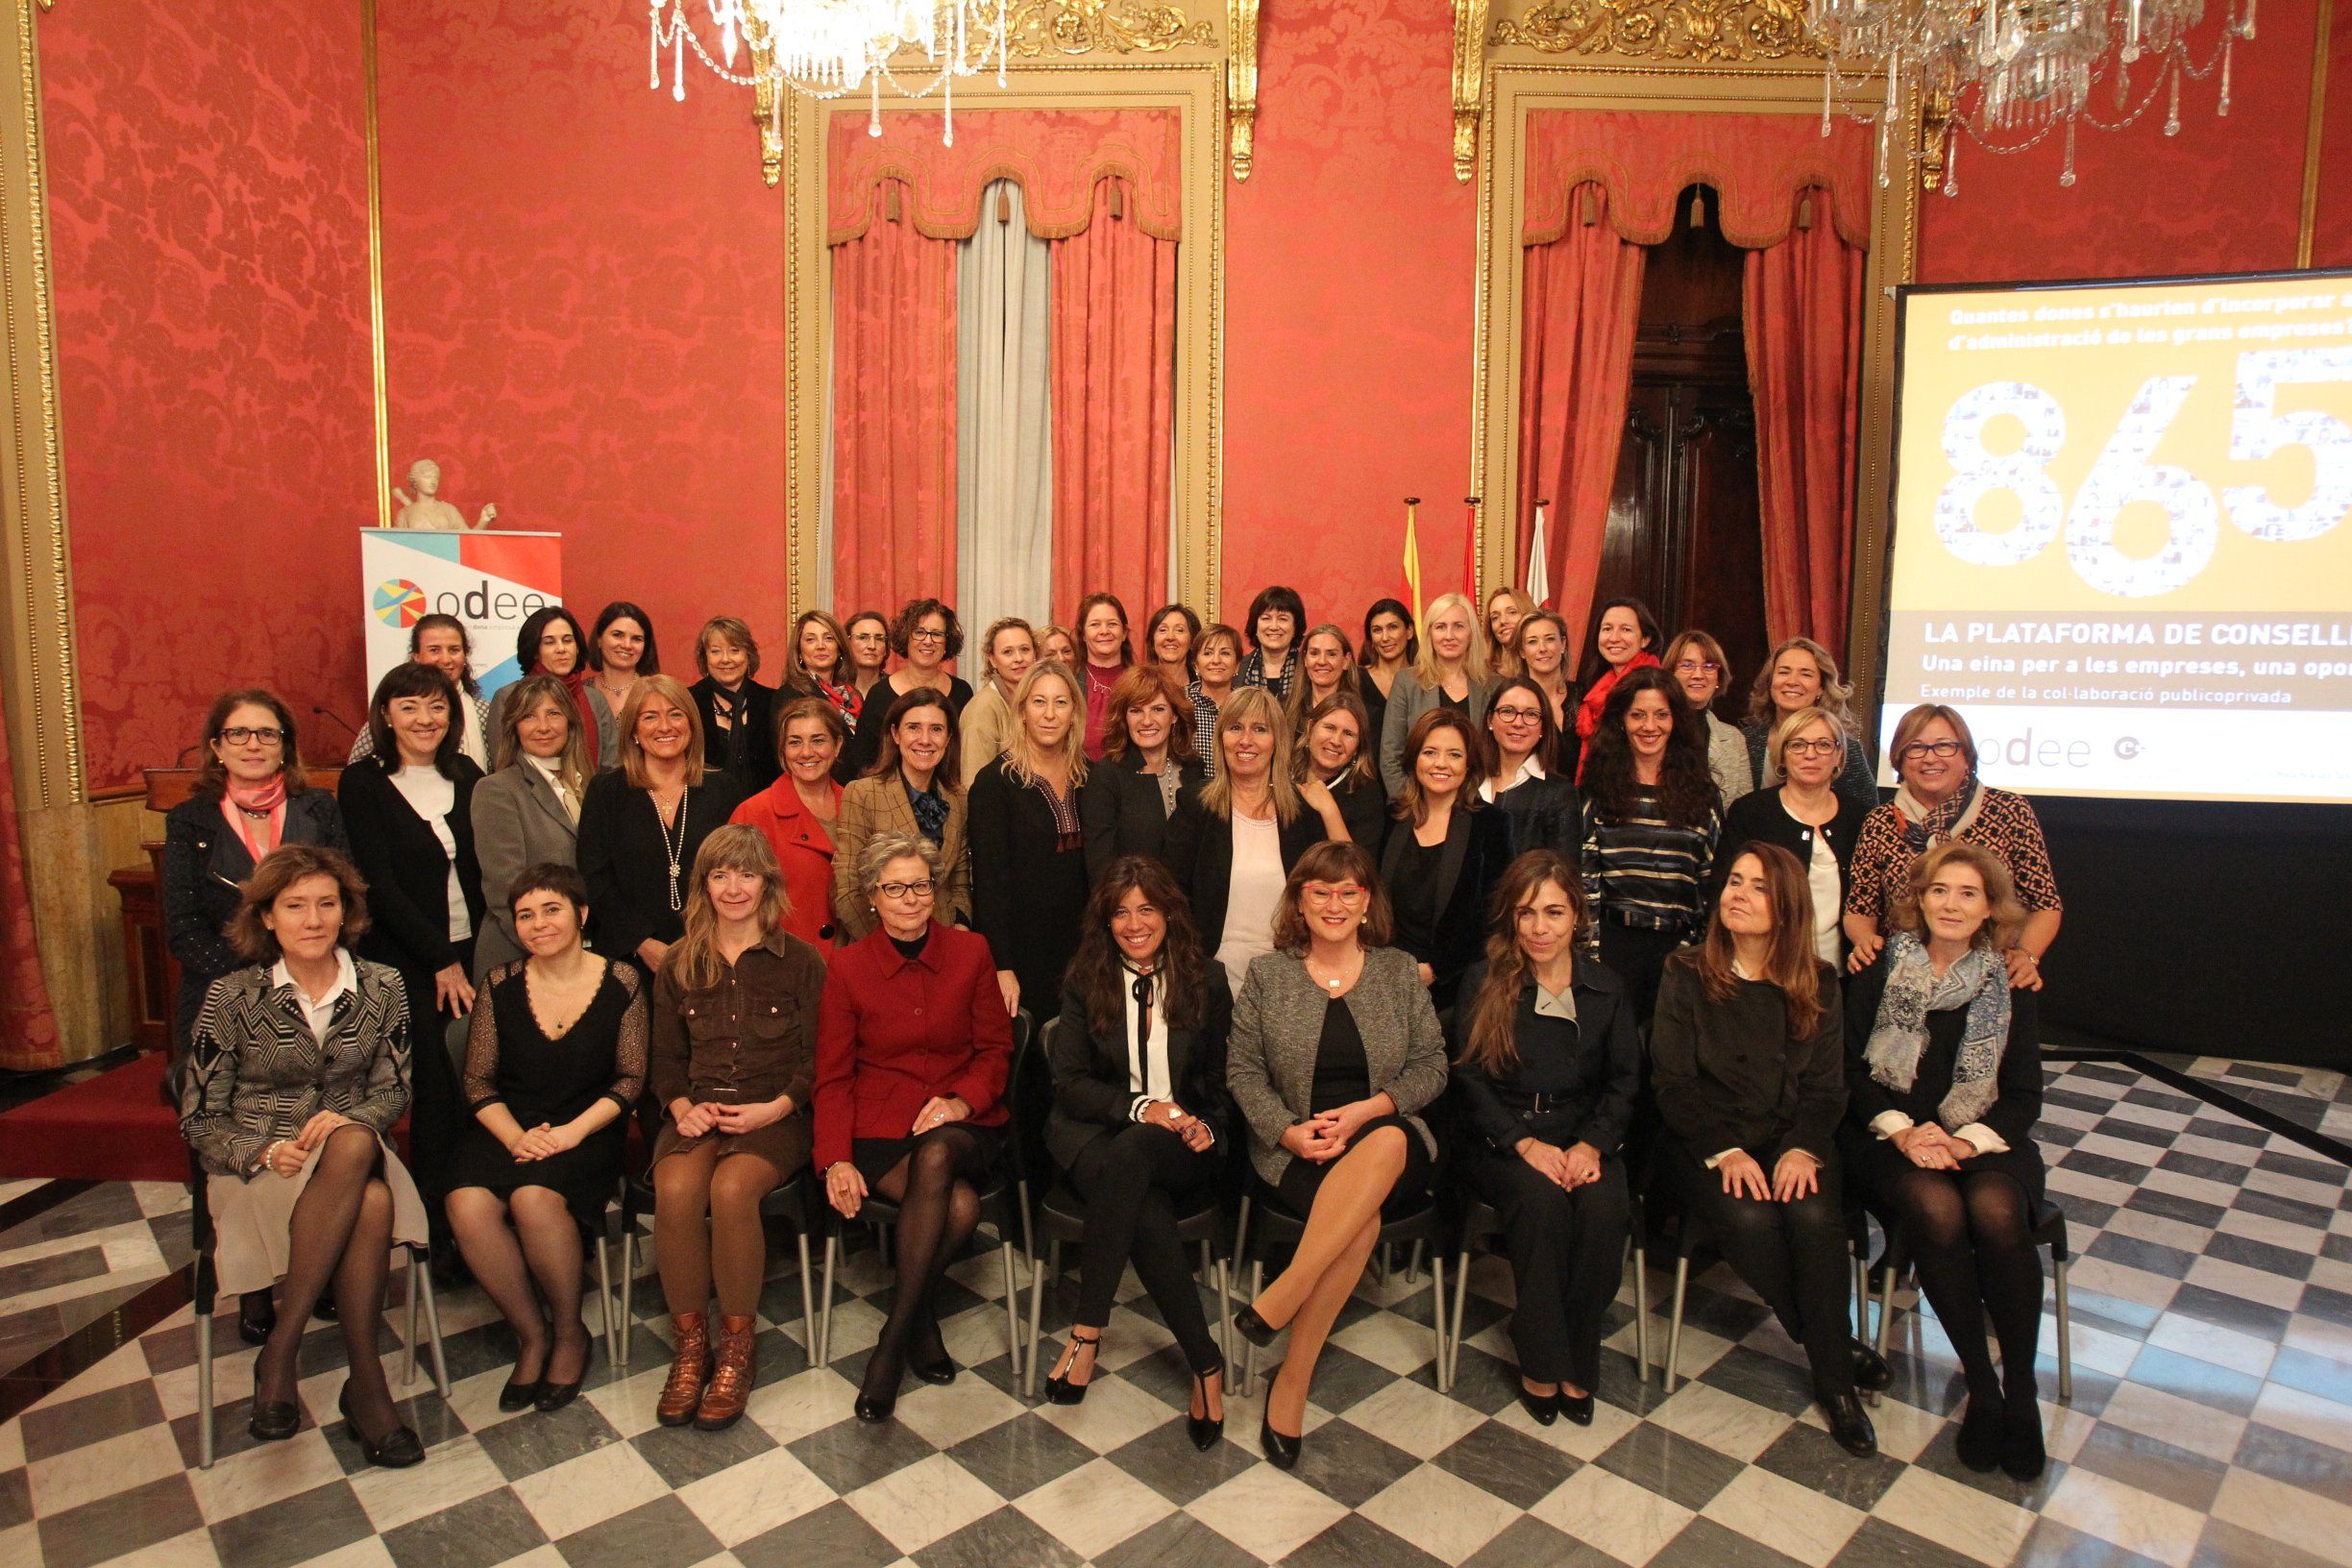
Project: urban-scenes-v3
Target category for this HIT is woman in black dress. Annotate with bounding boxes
[1079,664,1205,880]
[1380,707,1515,1012]
[1289,691,1387,855]
[448,864,647,1412]
[689,615,781,794]
[1843,840,2047,1480]
[968,663,1090,1021]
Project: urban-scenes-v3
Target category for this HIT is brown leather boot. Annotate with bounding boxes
[655,1313,710,1428]
[695,1314,758,1432]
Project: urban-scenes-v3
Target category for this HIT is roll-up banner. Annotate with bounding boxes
[360,529,564,705]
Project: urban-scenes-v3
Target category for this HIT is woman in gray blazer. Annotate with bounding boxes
[471,674,591,976]
[1226,840,1448,1468]
[1378,592,1497,795]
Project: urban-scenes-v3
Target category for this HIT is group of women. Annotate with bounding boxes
[169,585,2060,1485]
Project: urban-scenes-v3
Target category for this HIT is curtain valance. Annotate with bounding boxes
[828,109,1182,245]
[1523,110,1874,251]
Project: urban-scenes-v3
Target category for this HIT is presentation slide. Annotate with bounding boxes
[1882,271,2352,805]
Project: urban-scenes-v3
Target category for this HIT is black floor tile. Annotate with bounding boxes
[917,1504,1086,1568]
[558,1493,723,1568]
[1094,1510,1265,1568]
[1283,1511,1449,1568]
[736,1498,899,1568]
[381,1485,549,1568]
[1431,1417,1580,1509]
[35,1474,203,1568]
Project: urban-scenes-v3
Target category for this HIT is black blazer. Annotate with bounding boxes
[1079,751,1207,884]
[1163,794,1326,946]
[1712,785,1872,914]
[1651,957,1846,1163]
[1379,802,1516,1010]
[967,759,1090,1006]
[1843,960,2041,1148]
[1451,955,1638,1156]
[689,676,781,795]
[338,755,486,982]
[576,768,748,963]
[1325,771,1389,859]
[160,788,348,1048]
[1046,967,1234,1170]
[1489,771,1579,859]
[844,674,974,780]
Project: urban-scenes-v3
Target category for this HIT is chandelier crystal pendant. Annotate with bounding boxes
[650,0,1010,145]
[1803,0,2260,191]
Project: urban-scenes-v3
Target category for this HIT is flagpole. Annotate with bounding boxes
[1463,496,1482,601]
[1401,496,1425,625]
[1527,497,1553,609]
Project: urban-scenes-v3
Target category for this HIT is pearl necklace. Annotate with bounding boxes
[653,785,691,911]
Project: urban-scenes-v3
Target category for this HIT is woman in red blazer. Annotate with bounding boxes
[730,697,849,948]
[816,829,1013,1423]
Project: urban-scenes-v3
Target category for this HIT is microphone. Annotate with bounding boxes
[176,742,204,764]
[310,705,358,740]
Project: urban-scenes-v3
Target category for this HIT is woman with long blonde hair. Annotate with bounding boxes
[968,662,1091,1019]
[1378,591,1496,795]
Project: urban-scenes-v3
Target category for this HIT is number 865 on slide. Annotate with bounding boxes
[1932,348,2352,598]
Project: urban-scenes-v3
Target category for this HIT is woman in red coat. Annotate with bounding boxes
[729,697,849,948]
[816,830,1013,1423]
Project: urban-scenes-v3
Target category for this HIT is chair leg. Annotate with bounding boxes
[1244,1260,1264,1399]
[2053,1257,2073,1405]
[1001,1237,1022,1378]
[1217,1257,1233,1375]
[404,1246,422,1389]
[796,1232,818,1361]
[1428,1254,1448,1393]
[1876,1268,1899,1360]
[818,1235,837,1369]
[1630,1240,1653,1385]
[1023,1242,1046,1401]
[195,1300,215,1471]
[595,1235,619,1371]
[1447,1250,1471,1388]
[417,1251,450,1398]
[1406,1239,1424,1285]
[1664,1253,1691,1395]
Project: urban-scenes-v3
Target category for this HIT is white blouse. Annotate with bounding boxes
[1216,810,1286,992]
[390,764,473,943]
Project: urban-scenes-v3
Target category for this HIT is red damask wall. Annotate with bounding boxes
[2316,3,2352,270]
[41,2,377,791]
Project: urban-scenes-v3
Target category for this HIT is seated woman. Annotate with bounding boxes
[1289,692,1386,855]
[832,689,972,940]
[1716,707,1871,966]
[178,845,429,1466]
[648,826,826,1432]
[1481,675,1579,857]
[968,663,1090,1020]
[1651,845,1882,1458]
[1381,708,1515,1012]
[1080,663,1206,879]
[1226,842,1448,1467]
[1844,842,2047,1479]
[1452,850,1636,1427]
[1041,857,1234,1446]
[447,864,647,1413]
[816,833,1014,1423]
[470,673,590,977]
[730,696,849,948]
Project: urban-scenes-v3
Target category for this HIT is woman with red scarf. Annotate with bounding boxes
[490,607,618,772]
[1573,597,1662,774]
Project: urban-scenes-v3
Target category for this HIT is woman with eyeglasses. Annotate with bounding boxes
[1741,638,1877,811]
[1844,705,2061,992]
[842,610,894,695]
[845,600,974,780]
[1716,707,1871,965]
[1482,675,1579,858]
[1662,630,1753,807]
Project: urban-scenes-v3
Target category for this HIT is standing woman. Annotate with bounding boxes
[1379,592,1495,796]
[577,675,748,981]
[1484,588,1535,678]
[349,614,490,770]
[968,665,1090,1021]
[1482,676,1580,858]
[1282,624,1362,738]
[689,616,780,794]
[588,601,659,724]
[1513,611,1579,773]
[959,617,1037,787]
[179,845,430,1465]
[1717,707,1871,966]
[1743,638,1876,810]
[1358,597,1417,752]
[1227,842,1448,1466]
[1663,630,1754,806]
[843,610,894,695]
[1290,692,1386,854]
[340,663,485,1270]
[1650,845,1879,1456]
[816,833,1014,1422]
[1843,842,2047,1479]
[1167,689,1339,993]
[1238,585,1306,700]
[1381,709,1515,1011]
[1039,624,1080,669]
[785,609,864,732]
[1579,668,1720,1026]
[1080,664,1205,879]
[1041,857,1233,1442]
[491,607,616,771]
[832,689,972,940]
[1144,602,1201,687]
[1574,598,1662,764]
[1453,852,1637,1426]
[731,697,850,949]
[1844,705,2061,990]
[647,827,826,1431]
[1074,592,1136,760]
[447,864,646,1411]
[471,674,590,977]
[1185,624,1245,777]
[847,600,973,779]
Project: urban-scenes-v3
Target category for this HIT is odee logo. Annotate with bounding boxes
[372,578,429,627]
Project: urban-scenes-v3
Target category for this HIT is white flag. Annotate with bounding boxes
[1525,503,1552,608]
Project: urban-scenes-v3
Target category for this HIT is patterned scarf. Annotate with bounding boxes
[1865,930,2011,1128]
[905,778,950,845]
[1891,772,1984,855]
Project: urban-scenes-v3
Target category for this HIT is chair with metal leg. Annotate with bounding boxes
[1443,1191,1650,1388]
[1869,1196,2073,1404]
[615,1166,822,1366]
[1232,1188,1451,1396]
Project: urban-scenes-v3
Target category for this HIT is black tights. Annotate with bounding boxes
[863,1126,988,1401]
[253,1125,399,1439]
[1884,1167,2043,1406]
[447,1186,588,1383]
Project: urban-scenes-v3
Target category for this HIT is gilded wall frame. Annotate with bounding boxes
[1466,6,1917,713]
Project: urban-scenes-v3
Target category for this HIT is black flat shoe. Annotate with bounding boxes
[237,1292,276,1347]
[312,1298,338,1323]
[1260,1413,1301,1470]
[497,1377,543,1412]
[1954,1396,2001,1473]
[247,1400,300,1441]
[1188,1368,1224,1452]
[1234,1305,1279,1349]
[1999,1394,2046,1481]
[1516,1384,1559,1427]
[1043,1331,1098,1406]
[1558,1389,1595,1427]
[853,1390,895,1423]
[1850,1339,1892,1393]
[909,1353,958,1387]
[1823,1389,1878,1458]
[534,1337,592,1412]
[338,1384,424,1469]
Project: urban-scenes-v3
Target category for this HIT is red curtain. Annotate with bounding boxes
[831,179,959,612]
[1517,182,1646,659]
[1746,189,1864,659]
[0,703,61,1069]
[1049,178,1174,623]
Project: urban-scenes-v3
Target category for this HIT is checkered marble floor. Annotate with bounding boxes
[1,1059,2348,1568]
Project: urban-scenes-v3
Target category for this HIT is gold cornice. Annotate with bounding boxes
[746,10,785,187]
[1225,0,1258,180]
[1007,0,1217,57]
[2301,0,2334,270]
[1452,0,1489,184]
[1491,0,1820,62]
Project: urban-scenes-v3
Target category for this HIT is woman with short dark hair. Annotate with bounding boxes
[689,615,781,794]
[845,600,974,778]
[588,600,660,723]
[1358,597,1418,749]
[1239,584,1307,700]
[1573,597,1662,761]
[491,606,616,770]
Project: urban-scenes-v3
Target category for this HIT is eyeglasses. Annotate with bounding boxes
[1301,884,1368,908]
[1783,738,1842,757]
[1899,740,1964,761]
[910,628,947,645]
[1490,705,1543,724]
[1673,660,1722,675]
[876,879,936,899]
[218,726,285,746]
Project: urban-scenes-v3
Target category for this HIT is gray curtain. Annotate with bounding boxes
[955,178,1055,643]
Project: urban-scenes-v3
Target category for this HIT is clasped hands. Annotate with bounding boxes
[1139,1098,1214,1153]
[1516,1137,1602,1190]
[1891,1122,1975,1170]
[259,1110,355,1178]
[1715,1146,1824,1202]
[507,1121,584,1162]
[1280,1099,1377,1164]
[671,1093,795,1141]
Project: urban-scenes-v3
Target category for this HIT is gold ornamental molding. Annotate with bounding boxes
[1490,0,1822,63]
[1451,0,1489,184]
[1007,0,1217,57]
[1225,0,1258,180]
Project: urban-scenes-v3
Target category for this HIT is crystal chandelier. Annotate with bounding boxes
[649,0,1009,145]
[1805,1,2261,191]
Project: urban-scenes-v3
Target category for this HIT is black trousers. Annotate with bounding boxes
[1662,1138,1854,1398]
[1064,1123,1224,1376]
[399,944,473,1248]
[1464,1148,1629,1388]
[1598,920,1685,1030]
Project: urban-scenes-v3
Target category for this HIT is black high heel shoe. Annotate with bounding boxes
[338,1384,424,1468]
[854,1353,900,1423]
[1188,1365,1225,1451]
[237,1291,277,1348]
[1516,1383,1560,1427]
[1558,1387,1595,1427]
[909,1352,958,1386]
[497,1374,543,1412]
[1044,1331,1100,1407]
[1260,1412,1302,1470]
[1234,1304,1279,1349]
[247,1398,300,1442]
